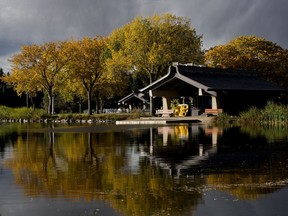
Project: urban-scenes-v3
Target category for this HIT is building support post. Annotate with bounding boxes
[211,96,217,109]
[162,97,168,110]
[149,90,153,116]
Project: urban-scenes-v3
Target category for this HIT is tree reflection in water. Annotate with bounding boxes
[2,123,288,215]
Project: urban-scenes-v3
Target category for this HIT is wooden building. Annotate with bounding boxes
[118,91,149,112]
[120,63,286,115]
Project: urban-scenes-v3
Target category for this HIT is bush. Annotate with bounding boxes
[238,107,261,124]
[215,113,233,124]
[238,103,288,125]
[0,106,10,119]
[0,106,46,120]
[261,102,288,124]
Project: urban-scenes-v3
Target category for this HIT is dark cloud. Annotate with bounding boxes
[197,0,288,48]
[240,0,288,47]
[0,0,288,71]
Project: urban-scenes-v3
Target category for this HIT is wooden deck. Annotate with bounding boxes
[116,115,214,125]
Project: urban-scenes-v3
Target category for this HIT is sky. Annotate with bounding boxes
[0,0,288,72]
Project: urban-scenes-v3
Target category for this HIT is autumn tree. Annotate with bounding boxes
[66,36,107,115]
[57,66,86,113]
[205,35,288,87]
[107,13,204,86]
[3,41,72,114]
[2,45,41,107]
[103,49,133,107]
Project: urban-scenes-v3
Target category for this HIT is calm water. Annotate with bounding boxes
[1,123,288,216]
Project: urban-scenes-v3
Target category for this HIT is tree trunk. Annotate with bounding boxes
[100,98,103,113]
[148,72,152,85]
[30,96,35,111]
[95,90,99,114]
[87,90,92,115]
[79,102,82,113]
[52,95,54,114]
[48,93,52,114]
[26,92,29,107]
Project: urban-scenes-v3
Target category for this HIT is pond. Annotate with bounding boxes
[1,123,288,216]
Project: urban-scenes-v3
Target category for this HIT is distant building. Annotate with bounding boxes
[118,90,149,112]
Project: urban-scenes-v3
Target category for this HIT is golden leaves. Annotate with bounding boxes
[205,35,288,86]
[107,13,203,84]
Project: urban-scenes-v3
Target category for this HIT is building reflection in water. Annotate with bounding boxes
[140,124,222,178]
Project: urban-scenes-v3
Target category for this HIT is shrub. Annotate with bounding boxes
[0,106,11,119]
[0,106,46,120]
[238,103,288,125]
[261,102,288,124]
[215,113,232,124]
[238,107,261,124]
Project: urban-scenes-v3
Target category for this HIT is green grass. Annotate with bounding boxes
[4,103,288,125]
[0,106,46,120]
[0,106,150,122]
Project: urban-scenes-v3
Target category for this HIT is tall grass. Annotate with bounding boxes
[238,102,288,125]
[238,107,262,124]
[0,106,46,120]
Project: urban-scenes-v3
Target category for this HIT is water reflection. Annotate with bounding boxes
[1,123,288,215]
[143,125,220,178]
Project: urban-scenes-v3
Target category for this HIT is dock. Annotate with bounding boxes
[115,115,214,125]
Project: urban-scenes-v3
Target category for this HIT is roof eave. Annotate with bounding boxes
[139,66,176,93]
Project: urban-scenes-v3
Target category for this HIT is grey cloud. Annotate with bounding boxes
[240,0,288,47]
[0,0,288,71]
[198,0,288,48]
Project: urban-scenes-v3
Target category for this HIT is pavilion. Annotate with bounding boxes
[119,63,286,115]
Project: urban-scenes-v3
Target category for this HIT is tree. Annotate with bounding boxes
[37,41,72,114]
[0,68,27,107]
[103,50,133,107]
[3,41,72,114]
[66,36,107,115]
[107,13,204,86]
[0,68,6,94]
[205,35,288,87]
[2,46,43,108]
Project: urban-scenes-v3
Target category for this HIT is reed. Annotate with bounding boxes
[238,103,288,125]
[238,107,261,124]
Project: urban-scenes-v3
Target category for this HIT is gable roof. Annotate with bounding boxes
[118,91,149,105]
[140,64,285,95]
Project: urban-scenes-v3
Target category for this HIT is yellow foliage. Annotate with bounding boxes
[2,41,73,113]
[107,13,204,84]
[205,35,288,87]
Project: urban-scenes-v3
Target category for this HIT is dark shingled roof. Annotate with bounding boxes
[176,65,284,91]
